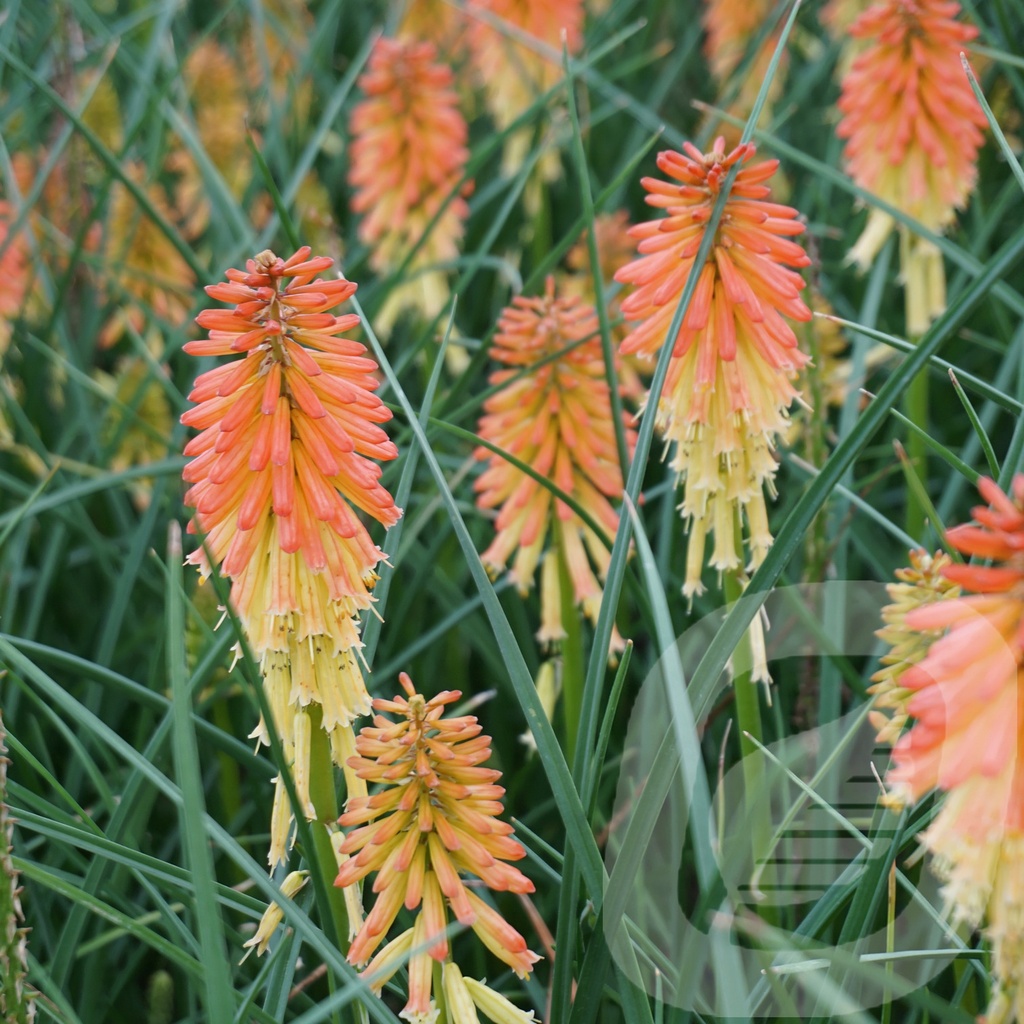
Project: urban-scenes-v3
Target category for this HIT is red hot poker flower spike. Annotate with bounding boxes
[474,277,635,653]
[836,0,986,333]
[336,672,539,1015]
[348,37,472,334]
[880,476,1024,1022]
[181,247,401,867]
[615,138,811,600]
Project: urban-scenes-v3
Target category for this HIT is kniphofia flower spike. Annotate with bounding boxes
[349,37,471,334]
[878,476,1024,1023]
[615,138,811,601]
[181,248,400,867]
[475,277,635,652]
[336,673,540,1023]
[836,0,985,334]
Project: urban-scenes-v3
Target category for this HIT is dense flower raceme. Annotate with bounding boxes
[879,477,1024,1023]
[348,37,472,333]
[836,0,986,333]
[475,278,635,651]
[615,139,811,599]
[336,673,540,1024]
[468,0,584,184]
[180,248,400,866]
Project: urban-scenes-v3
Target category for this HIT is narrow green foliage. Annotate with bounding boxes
[0,714,35,1024]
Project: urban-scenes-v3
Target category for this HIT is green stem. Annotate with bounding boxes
[558,539,585,766]
[529,172,552,271]
[801,318,829,582]
[306,709,360,1024]
[211,699,242,826]
[905,365,929,541]
[433,961,448,1023]
[723,564,777,930]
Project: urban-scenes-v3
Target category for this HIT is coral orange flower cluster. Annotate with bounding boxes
[181,247,400,866]
[878,477,1024,1022]
[475,278,634,650]
[836,0,985,331]
[336,673,539,1023]
[615,138,811,598]
[348,37,471,331]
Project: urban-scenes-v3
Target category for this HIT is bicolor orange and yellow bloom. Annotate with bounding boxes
[615,138,811,599]
[180,247,400,867]
[879,477,1024,1023]
[336,673,539,1023]
[836,0,985,334]
[468,0,584,186]
[475,277,634,651]
[348,37,471,334]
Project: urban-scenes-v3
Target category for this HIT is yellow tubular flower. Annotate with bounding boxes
[445,962,539,1024]
[241,870,308,961]
[474,277,635,653]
